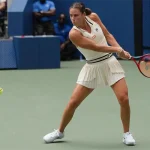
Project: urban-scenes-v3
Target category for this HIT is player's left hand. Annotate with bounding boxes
[118,49,131,59]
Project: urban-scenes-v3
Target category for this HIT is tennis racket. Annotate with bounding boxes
[130,54,150,78]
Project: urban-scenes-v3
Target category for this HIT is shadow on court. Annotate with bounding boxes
[44,139,139,149]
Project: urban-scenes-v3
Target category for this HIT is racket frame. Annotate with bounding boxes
[130,54,150,78]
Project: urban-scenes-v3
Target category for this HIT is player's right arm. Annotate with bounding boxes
[69,29,123,54]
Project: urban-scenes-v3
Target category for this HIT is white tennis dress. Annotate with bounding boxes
[73,16,125,88]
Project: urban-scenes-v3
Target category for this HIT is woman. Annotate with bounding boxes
[43,2,135,146]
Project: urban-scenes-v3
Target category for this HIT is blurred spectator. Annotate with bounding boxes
[54,14,78,60]
[33,0,55,35]
[0,0,7,37]
[54,14,71,45]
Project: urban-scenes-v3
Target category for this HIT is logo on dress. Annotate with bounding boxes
[92,35,96,39]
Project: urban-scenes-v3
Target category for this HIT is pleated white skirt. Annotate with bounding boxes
[77,56,125,89]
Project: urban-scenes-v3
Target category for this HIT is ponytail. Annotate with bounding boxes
[84,8,92,15]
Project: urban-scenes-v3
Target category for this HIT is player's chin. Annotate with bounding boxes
[72,22,76,25]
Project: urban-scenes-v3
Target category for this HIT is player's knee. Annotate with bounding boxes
[68,97,81,110]
[118,93,129,107]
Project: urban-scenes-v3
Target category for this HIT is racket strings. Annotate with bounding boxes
[139,56,150,77]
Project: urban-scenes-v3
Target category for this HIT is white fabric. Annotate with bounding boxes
[77,56,125,88]
[73,16,109,60]
[0,0,6,3]
[73,16,125,88]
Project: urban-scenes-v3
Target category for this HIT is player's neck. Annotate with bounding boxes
[78,20,89,31]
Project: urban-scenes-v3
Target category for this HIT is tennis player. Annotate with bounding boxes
[43,2,135,146]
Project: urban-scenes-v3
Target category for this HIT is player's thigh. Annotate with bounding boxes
[111,78,129,102]
[68,84,94,108]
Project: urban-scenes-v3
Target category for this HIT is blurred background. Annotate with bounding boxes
[0,0,149,69]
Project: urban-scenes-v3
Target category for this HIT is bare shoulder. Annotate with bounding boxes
[88,12,102,23]
[69,28,81,41]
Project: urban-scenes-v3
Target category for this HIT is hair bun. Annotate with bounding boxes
[85,8,92,15]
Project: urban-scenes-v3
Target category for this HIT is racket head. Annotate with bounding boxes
[138,54,150,78]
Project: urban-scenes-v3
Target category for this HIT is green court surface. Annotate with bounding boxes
[0,60,150,150]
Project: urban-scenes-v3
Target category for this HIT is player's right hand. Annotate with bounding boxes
[119,50,131,59]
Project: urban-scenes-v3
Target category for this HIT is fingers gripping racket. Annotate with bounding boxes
[130,54,150,78]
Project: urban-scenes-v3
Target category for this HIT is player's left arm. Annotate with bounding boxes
[88,13,121,47]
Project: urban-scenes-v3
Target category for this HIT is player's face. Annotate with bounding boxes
[69,8,85,26]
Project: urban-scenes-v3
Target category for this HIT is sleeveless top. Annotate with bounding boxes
[73,16,109,61]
